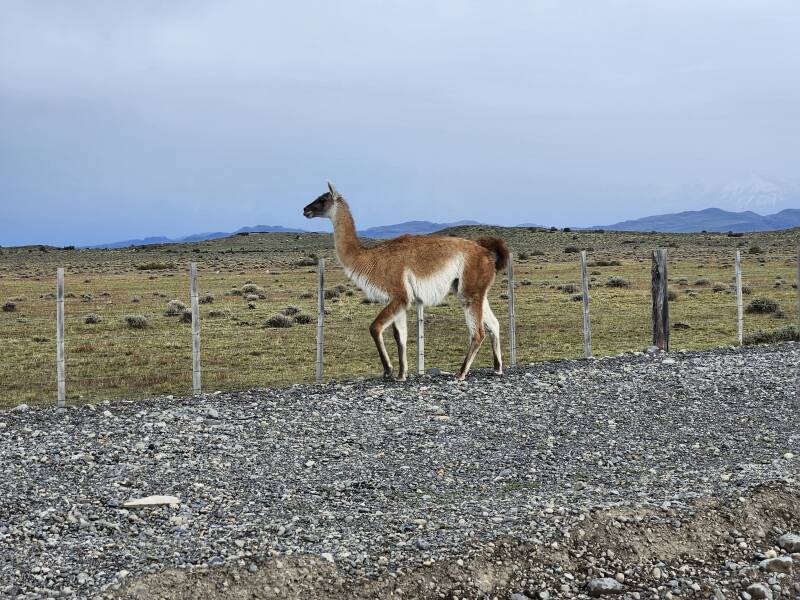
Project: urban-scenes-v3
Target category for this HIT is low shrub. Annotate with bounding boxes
[743,326,798,345]
[84,314,102,324]
[136,262,173,271]
[180,311,192,323]
[711,282,727,292]
[324,289,340,300]
[606,276,630,288]
[2,301,16,312]
[741,284,753,295]
[297,257,317,267]
[199,294,214,304]
[294,313,313,324]
[299,291,314,299]
[745,298,779,314]
[747,245,763,255]
[164,300,187,316]
[241,284,266,298]
[588,260,621,267]
[208,309,227,318]
[694,277,710,286]
[245,293,260,302]
[667,289,678,301]
[570,293,583,302]
[282,306,301,316]
[675,277,689,285]
[131,296,141,303]
[520,279,533,286]
[530,249,545,256]
[560,283,578,294]
[265,314,293,328]
[564,246,580,254]
[124,315,147,329]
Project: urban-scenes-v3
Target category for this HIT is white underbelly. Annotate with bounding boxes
[344,267,390,303]
[405,254,464,306]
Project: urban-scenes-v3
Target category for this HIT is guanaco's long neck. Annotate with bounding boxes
[331,199,363,268]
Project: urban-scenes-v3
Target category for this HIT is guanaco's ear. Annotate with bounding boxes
[327,181,339,198]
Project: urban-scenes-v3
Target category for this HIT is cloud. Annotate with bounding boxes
[1,1,799,245]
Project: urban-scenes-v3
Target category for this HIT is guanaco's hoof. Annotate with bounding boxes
[494,369,503,376]
[382,370,394,380]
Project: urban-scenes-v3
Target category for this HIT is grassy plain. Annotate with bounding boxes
[0,227,797,407]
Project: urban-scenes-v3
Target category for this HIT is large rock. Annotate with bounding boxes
[759,556,793,574]
[777,533,800,553]
[746,583,773,600]
[587,577,624,596]
[123,495,180,508]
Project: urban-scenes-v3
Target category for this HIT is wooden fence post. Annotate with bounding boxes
[316,258,325,383]
[651,249,669,351]
[734,250,744,346]
[56,268,65,409]
[507,254,517,367]
[796,245,799,337]
[579,251,593,358]
[190,262,201,395]
[416,303,425,375]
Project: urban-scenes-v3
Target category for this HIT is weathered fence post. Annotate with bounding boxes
[416,303,425,375]
[316,258,325,383]
[506,254,517,367]
[579,251,593,358]
[651,249,669,351]
[734,250,744,346]
[190,262,201,395]
[56,268,65,409]
[796,245,799,336]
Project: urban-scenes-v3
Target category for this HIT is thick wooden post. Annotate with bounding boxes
[579,251,593,358]
[56,268,65,408]
[316,259,325,383]
[506,254,517,367]
[651,249,669,351]
[190,262,201,395]
[734,250,743,346]
[416,303,425,375]
[796,245,799,337]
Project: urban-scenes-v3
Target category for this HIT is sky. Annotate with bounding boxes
[1,1,799,246]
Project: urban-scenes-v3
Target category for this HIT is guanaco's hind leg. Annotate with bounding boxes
[483,297,503,375]
[369,300,404,379]
[457,298,485,381]
[391,310,408,381]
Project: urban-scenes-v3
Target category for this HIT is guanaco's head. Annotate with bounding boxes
[303,182,341,219]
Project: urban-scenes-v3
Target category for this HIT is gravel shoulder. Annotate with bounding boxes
[1,343,798,599]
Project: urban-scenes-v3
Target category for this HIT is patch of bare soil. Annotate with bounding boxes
[121,484,800,599]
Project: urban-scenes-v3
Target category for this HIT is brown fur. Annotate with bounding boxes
[304,185,507,380]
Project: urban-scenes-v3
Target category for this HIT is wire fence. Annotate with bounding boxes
[1,246,798,408]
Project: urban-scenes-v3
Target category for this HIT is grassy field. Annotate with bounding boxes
[0,226,797,407]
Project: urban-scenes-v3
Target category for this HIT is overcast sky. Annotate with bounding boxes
[1,1,799,246]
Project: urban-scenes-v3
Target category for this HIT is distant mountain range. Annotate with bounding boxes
[89,220,481,248]
[596,207,800,233]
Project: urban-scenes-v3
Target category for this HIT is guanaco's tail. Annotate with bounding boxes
[476,237,510,272]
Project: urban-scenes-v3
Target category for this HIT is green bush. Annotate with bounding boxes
[199,294,214,304]
[743,326,798,345]
[136,262,173,271]
[294,313,313,324]
[606,276,630,288]
[124,315,147,329]
[747,245,763,255]
[164,300,187,316]
[745,298,779,314]
[265,314,293,328]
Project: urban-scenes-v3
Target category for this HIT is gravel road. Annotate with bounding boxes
[1,343,798,599]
